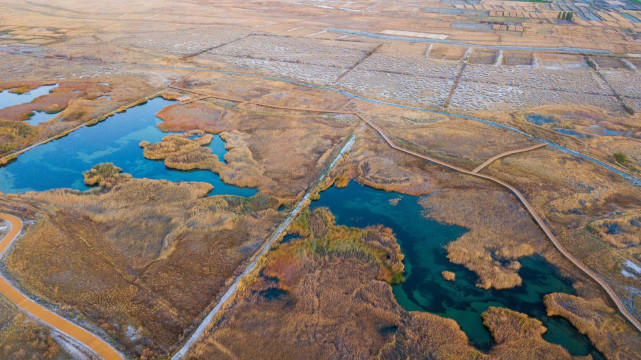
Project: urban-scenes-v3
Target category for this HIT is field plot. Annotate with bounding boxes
[592,56,629,70]
[469,49,499,65]
[337,50,462,108]
[600,70,641,99]
[450,64,621,112]
[192,34,379,84]
[536,54,587,70]
[355,51,463,79]
[428,44,468,60]
[451,82,618,112]
[205,35,375,67]
[502,52,533,66]
[203,56,346,84]
[461,64,609,94]
[339,70,454,108]
[111,25,250,57]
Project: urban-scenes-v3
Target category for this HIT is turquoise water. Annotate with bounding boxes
[207,135,228,164]
[0,97,256,196]
[311,182,603,358]
[6,51,639,186]
[0,83,58,109]
[24,110,58,126]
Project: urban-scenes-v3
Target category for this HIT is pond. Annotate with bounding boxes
[553,128,585,138]
[24,110,60,126]
[311,181,603,358]
[0,97,256,197]
[526,114,556,126]
[0,83,58,109]
[586,125,622,137]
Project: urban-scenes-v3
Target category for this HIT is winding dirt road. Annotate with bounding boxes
[471,143,547,174]
[3,85,637,360]
[356,114,641,334]
[0,213,124,360]
[171,86,641,336]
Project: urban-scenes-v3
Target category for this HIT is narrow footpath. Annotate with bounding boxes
[2,47,639,186]
[171,87,641,336]
[356,113,641,334]
[472,143,547,173]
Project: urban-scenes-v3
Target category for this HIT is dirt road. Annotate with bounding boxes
[0,213,124,360]
[172,87,641,334]
[472,143,547,173]
[355,114,641,334]
[170,132,359,359]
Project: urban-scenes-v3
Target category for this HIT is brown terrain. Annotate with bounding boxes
[186,207,588,360]
[0,0,641,359]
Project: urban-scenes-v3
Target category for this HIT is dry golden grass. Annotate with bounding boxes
[83,163,132,188]
[482,307,576,360]
[0,81,109,122]
[332,131,436,195]
[482,146,641,320]
[142,133,222,168]
[285,207,405,284]
[545,293,641,359]
[421,188,542,290]
[187,212,484,360]
[0,294,71,360]
[588,211,641,248]
[352,102,540,169]
[2,176,283,358]
[146,95,356,200]
[155,102,229,133]
[0,77,159,158]
[186,203,591,360]
[510,106,641,174]
[442,271,456,281]
[0,81,52,95]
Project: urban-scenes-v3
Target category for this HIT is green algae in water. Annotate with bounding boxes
[0,97,256,197]
[311,182,603,359]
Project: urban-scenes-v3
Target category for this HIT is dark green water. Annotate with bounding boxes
[311,182,603,358]
[0,97,256,196]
